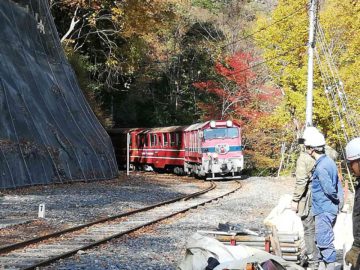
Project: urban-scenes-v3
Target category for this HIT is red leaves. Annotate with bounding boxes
[193,81,218,90]
[193,81,228,98]
[197,102,222,120]
[193,51,282,123]
[215,52,255,85]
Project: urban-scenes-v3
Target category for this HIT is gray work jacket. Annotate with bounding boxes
[292,145,338,218]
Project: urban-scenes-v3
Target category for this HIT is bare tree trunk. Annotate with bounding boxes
[60,7,80,43]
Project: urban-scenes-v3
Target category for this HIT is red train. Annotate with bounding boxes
[108,120,244,180]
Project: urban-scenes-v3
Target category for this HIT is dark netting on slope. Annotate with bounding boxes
[0,0,118,188]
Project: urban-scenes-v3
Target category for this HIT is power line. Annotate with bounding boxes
[316,22,360,137]
[104,3,310,81]
[222,2,309,49]
[147,2,309,65]
[219,43,306,76]
[113,3,309,69]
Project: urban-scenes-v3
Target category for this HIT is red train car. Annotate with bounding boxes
[108,126,187,172]
[108,120,244,179]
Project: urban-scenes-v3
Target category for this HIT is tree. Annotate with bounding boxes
[193,51,281,123]
[319,0,360,140]
[253,0,360,173]
[52,0,185,127]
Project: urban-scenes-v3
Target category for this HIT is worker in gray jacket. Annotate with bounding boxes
[345,137,360,270]
[291,127,338,266]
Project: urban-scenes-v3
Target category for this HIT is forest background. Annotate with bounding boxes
[51,0,360,175]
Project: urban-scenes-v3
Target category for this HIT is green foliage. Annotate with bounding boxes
[65,48,111,127]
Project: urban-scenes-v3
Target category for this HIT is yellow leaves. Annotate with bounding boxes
[319,0,360,137]
[105,58,119,68]
[250,0,360,170]
[254,0,359,138]
[121,0,177,38]
[255,1,309,95]
[88,13,97,27]
[111,7,123,22]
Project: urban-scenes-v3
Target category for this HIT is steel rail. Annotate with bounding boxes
[0,182,215,255]
[3,181,241,270]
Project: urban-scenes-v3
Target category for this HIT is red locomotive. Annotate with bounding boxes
[108,120,244,180]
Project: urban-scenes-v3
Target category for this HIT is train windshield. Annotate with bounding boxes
[203,127,239,140]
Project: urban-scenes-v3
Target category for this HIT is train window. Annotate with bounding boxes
[137,134,147,147]
[158,135,162,147]
[176,133,181,147]
[150,134,157,146]
[163,133,169,146]
[227,127,239,138]
[170,133,176,146]
[203,127,239,140]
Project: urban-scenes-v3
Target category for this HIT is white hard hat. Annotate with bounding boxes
[304,131,326,147]
[345,137,360,161]
[302,126,321,140]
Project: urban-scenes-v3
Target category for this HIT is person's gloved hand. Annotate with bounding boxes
[345,246,360,268]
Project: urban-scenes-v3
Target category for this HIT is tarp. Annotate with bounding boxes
[263,194,304,238]
[177,233,303,270]
[0,0,118,188]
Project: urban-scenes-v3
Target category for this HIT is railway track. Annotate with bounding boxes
[0,181,241,270]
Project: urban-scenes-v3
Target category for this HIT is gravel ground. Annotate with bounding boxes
[39,176,295,270]
[0,172,207,247]
[0,172,206,227]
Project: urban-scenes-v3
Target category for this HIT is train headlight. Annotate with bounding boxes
[226,120,233,127]
[210,120,216,128]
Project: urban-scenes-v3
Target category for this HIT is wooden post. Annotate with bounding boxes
[270,226,283,257]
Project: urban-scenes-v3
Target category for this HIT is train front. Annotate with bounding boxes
[201,120,243,180]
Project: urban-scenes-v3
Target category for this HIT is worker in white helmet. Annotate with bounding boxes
[304,130,344,270]
[292,126,322,266]
[345,137,360,269]
[292,127,338,267]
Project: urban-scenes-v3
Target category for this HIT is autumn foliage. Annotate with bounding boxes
[53,0,359,174]
[193,51,281,124]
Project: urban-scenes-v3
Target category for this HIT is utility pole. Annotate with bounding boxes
[305,0,317,127]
